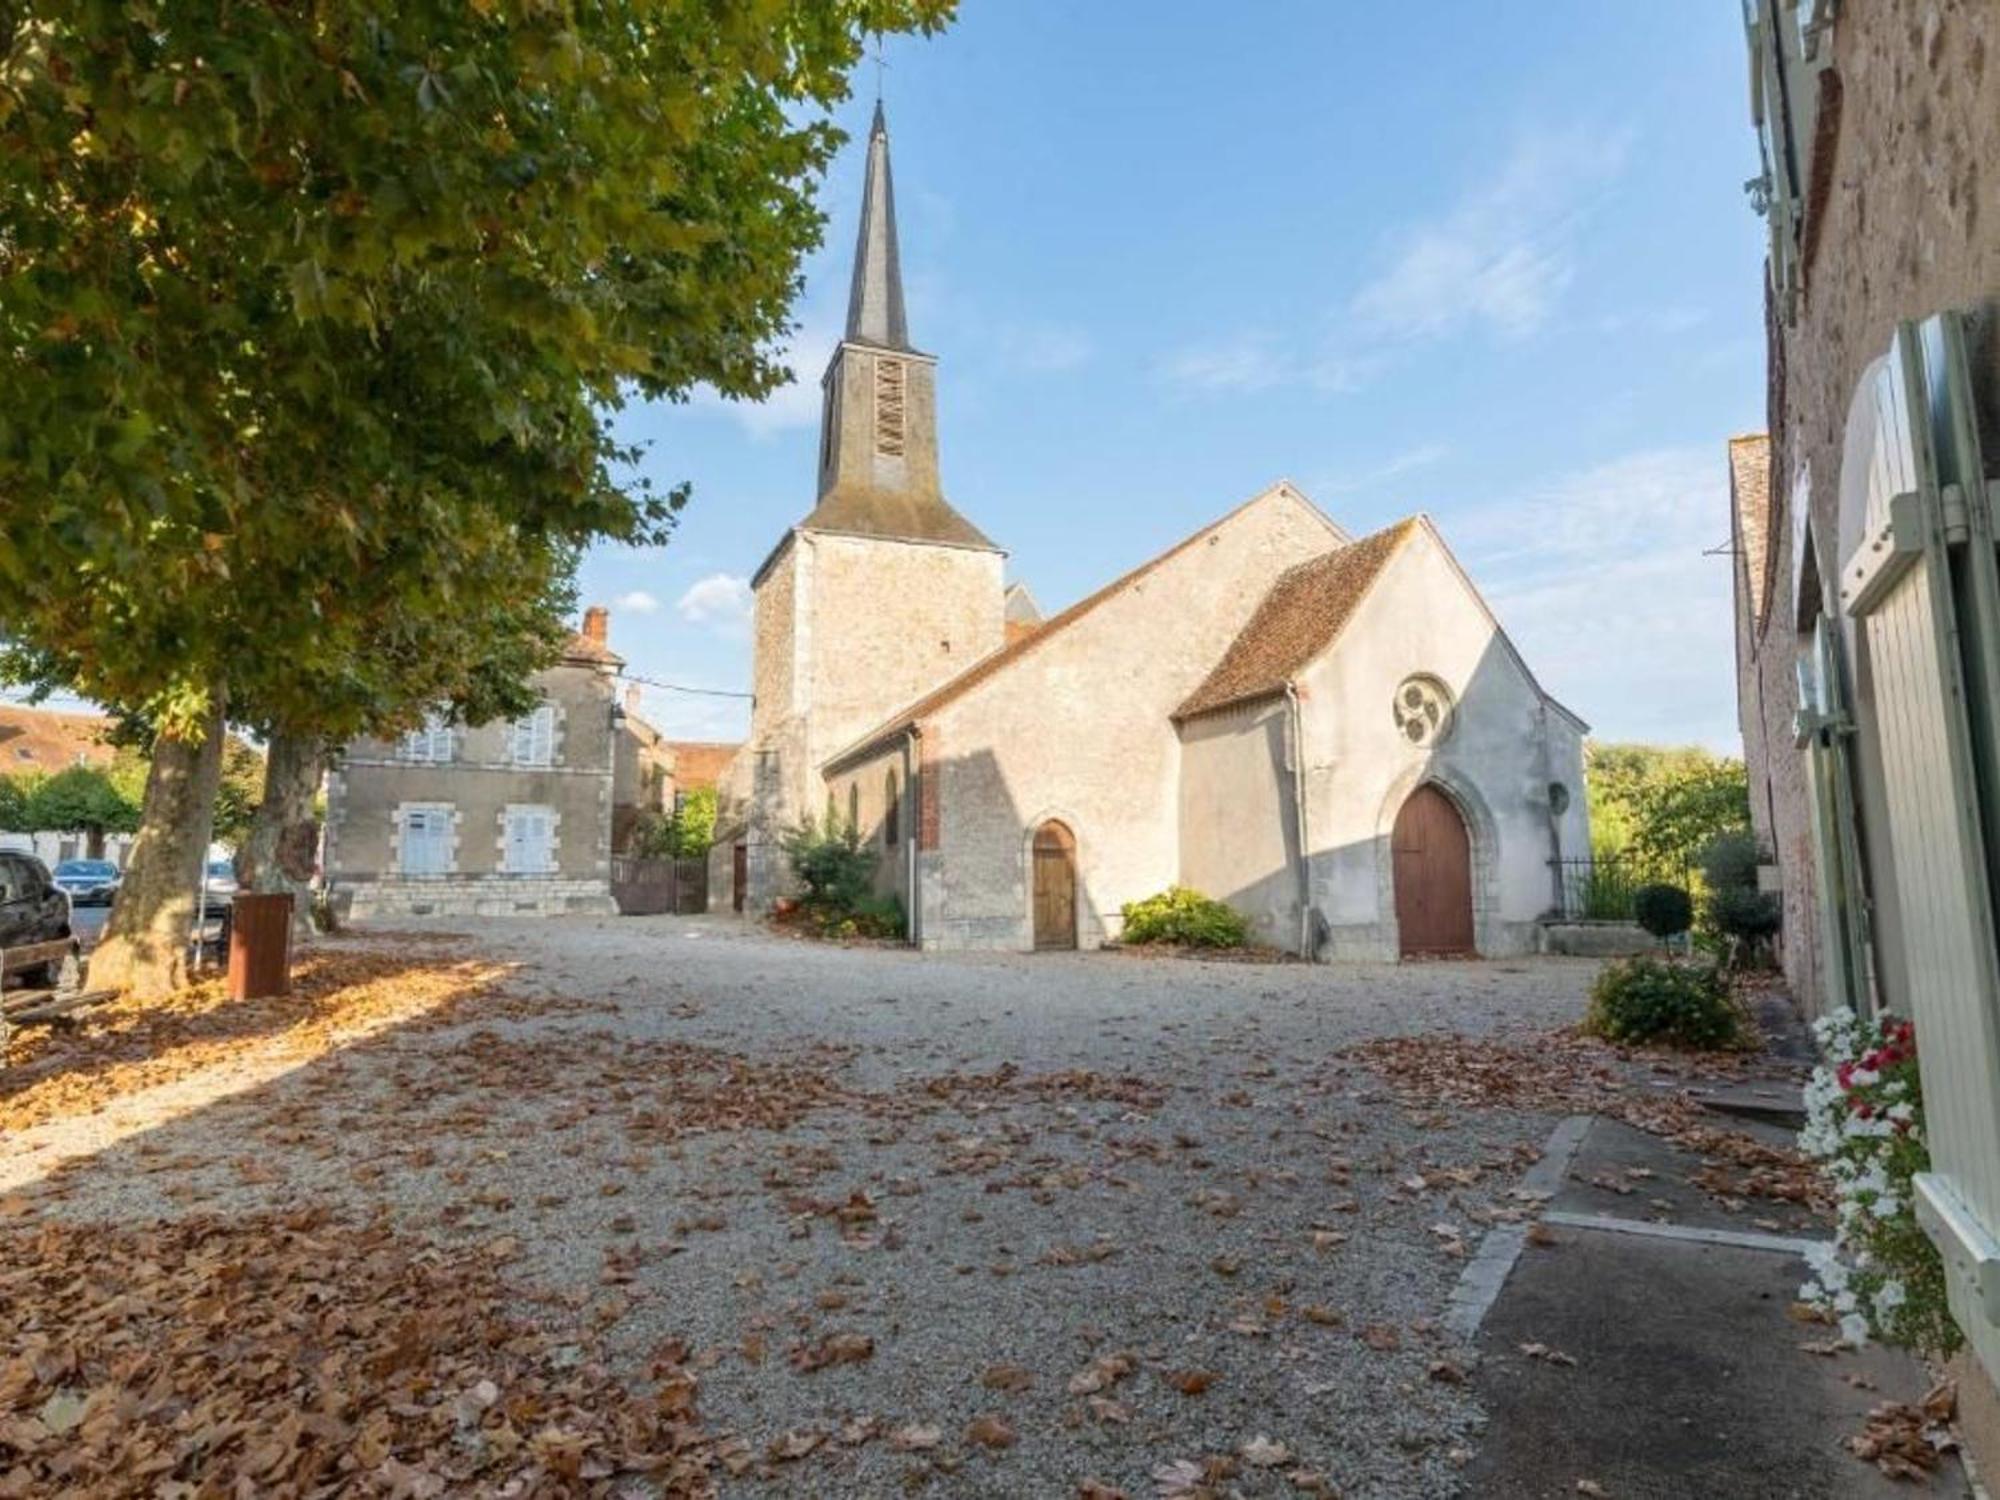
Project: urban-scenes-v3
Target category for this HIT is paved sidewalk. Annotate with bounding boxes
[1465,1112,1966,1499]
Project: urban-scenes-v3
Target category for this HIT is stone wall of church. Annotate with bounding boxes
[912,488,1342,951]
[1177,697,1301,951]
[1291,526,1586,959]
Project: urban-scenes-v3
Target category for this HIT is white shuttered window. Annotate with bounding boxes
[509,704,556,767]
[503,805,556,874]
[399,804,454,876]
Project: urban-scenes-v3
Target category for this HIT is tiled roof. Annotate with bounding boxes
[561,630,624,668]
[797,483,998,552]
[1728,434,1774,629]
[1173,519,1420,720]
[665,741,739,792]
[0,704,117,773]
[822,483,1344,770]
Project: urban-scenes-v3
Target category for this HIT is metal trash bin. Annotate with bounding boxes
[227,893,294,1001]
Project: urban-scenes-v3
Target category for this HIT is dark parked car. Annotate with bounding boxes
[0,851,78,990]
[51,858,121,906]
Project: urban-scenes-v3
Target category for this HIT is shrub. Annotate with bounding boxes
[1800,1009,1957,1356]
[1631,882,1693,942]
[1709,884,1781,944]
[1584,956,1739,1049]
[780,815,875,912]
[1119,887,1249,949]
[1698,828,1762,893]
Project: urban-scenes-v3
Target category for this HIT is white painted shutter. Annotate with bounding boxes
[400,806,451,875]
[505,807,553,874]
[1840,313,2000,1363]
[511,706,554,767]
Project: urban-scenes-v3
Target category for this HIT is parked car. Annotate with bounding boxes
[51,858,121,906]
[0,851,78,990]
[203,859,239,902]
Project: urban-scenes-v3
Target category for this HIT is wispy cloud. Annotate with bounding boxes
[1445,446,1739,748]
[992,320,1093,374]
[1351,127,1630,343]
[676,573,754,635]
[616,590,660,615]
[1155,335,1380,398]
[1319,443,1449,495]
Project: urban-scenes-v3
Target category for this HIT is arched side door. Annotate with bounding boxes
[1392,785,1474,958]
[1032,822,1077,951]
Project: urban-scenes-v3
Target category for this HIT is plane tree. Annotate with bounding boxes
[0,0,954,995]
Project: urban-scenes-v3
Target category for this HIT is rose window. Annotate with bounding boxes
[1392,675,1454,747]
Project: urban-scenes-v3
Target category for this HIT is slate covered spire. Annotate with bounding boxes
[844,101,910,350]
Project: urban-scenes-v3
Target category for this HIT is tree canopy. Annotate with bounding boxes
[1586,742,1753,874]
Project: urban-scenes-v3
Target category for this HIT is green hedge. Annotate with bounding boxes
[1585,955,1739,1049]
[1119,887,1248,949]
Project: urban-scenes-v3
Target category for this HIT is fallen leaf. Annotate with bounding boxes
[966,1414,1016,1448]
[1241,1434,1291,1467]
[981,1363,1035,1393]
[1165,1367,1219,1396]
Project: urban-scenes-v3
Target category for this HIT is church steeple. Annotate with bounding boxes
[799,103,997,553]
[845,102,910,351]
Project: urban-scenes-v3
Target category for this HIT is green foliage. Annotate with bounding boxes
[1709,884,1782,942]
[1585,956,1739,1049]
[22,765,139,839]
[1587,743,1751,874]
[1632,882,1693,941]
[671,788,718,860]
[1699,829,1762,893]
[782,814,877,913]
[0,774,31,831]
[209,741,270,846]
[1119,887,1250,949]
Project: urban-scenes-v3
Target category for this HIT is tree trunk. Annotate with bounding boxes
[240,729,324,942]
[85,825,104,860]
[87,694,228,999]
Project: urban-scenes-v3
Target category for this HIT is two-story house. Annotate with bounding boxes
[324,608,626,919]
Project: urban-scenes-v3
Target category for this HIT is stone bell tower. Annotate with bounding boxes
[730,102,1006,911]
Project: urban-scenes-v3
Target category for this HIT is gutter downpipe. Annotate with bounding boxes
[903,727,921,947]
[1285,684,1312,959]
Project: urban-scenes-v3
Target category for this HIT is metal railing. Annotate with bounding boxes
[1547,855,1690,922]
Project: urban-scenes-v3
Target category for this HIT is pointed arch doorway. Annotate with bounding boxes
[1391,784,1475,957]
[1032,821,1078,950]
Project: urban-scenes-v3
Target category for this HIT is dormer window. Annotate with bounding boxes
[874,357,906,457]
[400,713,453,764]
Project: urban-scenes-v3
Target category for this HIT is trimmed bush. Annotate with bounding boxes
[1119,887,1249,949]
[1698,829,1762,893]
[781,815,875,912]
[1632,882,1693,942]
[1585,956,1739,1049]
[1709,884,1781,944]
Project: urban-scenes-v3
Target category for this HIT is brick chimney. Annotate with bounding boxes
[582,605,609,645]
[624,683,643,716]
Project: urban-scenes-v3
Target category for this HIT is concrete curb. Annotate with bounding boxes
[1443,1114,1591,1339]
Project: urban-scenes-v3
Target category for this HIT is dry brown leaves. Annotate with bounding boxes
[1,944,513,1132]
[0,1207,713,1498]
[1347,1030,1828,1210]
[1847,1381,1957,1480]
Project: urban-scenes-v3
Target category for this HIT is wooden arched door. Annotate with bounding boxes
[1032,822,1077,950]
[1391,785,1474,957]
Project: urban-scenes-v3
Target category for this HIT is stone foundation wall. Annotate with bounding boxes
[344,876,615,920]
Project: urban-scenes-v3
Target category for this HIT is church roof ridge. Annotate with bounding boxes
[1173,517,1421,721]
[821,481,1346,771]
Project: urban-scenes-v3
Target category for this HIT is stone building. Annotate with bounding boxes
[709,105,1588,955]
[1728,0,2000,1465]
[325,609,631,918]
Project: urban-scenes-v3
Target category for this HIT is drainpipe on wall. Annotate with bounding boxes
[903,727,920,947]
[1285,684,1313,959]
[1535,702,1564,914]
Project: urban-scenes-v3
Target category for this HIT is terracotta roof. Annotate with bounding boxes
[0,704,118,773]
[797,483,998,552]
[822,482,1346,770]
[665,741,739,792]
[1174,519,1420,720]
[561,630,624,668]
[1728,434,1774,629]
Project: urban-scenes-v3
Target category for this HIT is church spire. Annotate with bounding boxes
[845,102,910,350]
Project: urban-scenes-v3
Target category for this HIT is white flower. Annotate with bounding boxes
[1840,1312,1871,1345]
[1874,1279,1908,1313]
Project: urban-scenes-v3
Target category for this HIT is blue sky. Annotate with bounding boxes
[586,2,1767,751]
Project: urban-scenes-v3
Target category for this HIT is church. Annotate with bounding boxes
[707,105,1590,960]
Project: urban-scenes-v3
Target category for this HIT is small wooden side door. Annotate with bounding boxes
[1392,785,1475,957]
[1032,823,1076,951]
[731,843,748,913]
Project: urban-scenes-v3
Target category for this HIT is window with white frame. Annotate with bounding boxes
[503,805,556,874]
[509,704,556,767]
[400,712,453,764]
[399,804,454,876]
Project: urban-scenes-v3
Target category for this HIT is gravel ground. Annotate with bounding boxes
[7,916,1601,1498]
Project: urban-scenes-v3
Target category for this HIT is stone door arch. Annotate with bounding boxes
[1031,821,1078,951]
[1391,784,1475,957]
